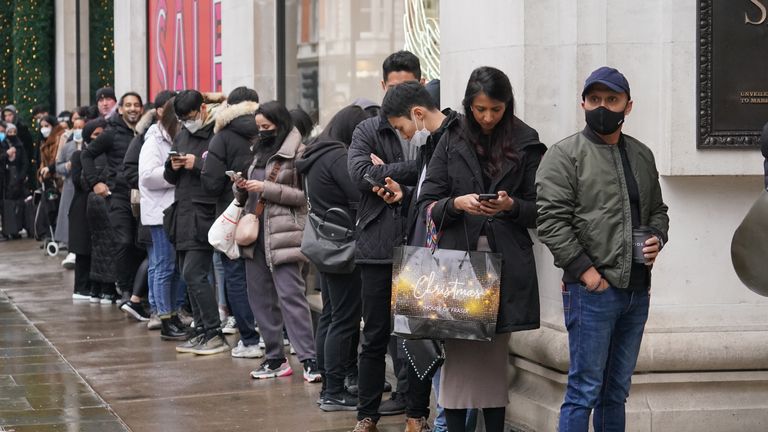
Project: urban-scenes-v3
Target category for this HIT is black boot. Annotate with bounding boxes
[160,317,189,341]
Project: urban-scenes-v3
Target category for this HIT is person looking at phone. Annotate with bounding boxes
[200,86,263,359]
[346,50,424,432]
[417,66,546,432]
[233,101,320,383]
[164,89,229,356]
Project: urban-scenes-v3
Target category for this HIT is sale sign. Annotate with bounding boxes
[148,0,222,98]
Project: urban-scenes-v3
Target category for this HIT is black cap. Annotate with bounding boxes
[96,87,117,101]
[582,67,630,99]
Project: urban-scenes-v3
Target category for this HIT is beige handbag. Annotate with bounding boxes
[234,160,282,246]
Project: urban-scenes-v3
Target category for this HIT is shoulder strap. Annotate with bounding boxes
[253,160,282,217]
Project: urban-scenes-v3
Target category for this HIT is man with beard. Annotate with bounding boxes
[80,92,145,304]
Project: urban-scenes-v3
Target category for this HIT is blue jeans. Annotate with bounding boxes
[148,226,179,317]
[432,367,477,432]
[221,254,260,346]
[558,283,650,432]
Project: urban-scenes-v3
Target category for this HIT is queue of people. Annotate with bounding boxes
[0,48,669,432]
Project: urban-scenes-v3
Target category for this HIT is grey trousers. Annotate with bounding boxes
[244,237,316,362]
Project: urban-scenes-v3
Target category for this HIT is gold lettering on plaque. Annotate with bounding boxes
[740,90,768,104]
[745,0,768,25]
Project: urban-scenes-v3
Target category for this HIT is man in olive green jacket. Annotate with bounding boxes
[535,66,669,432]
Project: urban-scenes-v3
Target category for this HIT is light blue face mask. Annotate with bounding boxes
[0,132,6,142]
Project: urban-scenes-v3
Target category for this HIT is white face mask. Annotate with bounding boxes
[40,126,52,138]
[410,112,430,147]
[72,129,83,142]
[183,118,203,134]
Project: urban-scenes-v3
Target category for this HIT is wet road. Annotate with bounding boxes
[0,239,409,431]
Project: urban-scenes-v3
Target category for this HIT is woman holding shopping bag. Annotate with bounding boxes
[417,66,546,432]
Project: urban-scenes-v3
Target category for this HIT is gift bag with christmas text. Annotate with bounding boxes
[391,245,502,342]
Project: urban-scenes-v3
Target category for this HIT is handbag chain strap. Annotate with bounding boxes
[252,160,282,217]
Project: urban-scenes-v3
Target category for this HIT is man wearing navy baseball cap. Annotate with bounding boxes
[535,67,670,431]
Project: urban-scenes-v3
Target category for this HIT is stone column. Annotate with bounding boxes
[54,0,89,111]
[113,1,147,100]
[440,1,768,431]
[221,0,277,99]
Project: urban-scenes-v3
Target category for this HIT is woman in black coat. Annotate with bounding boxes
[417,66,546,432]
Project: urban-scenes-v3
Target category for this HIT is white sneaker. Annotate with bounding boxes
[231,340,264,358]
[72,292,90,300]
[221,316,238,334]
[61,253,76,270]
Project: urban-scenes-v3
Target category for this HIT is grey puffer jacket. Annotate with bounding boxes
[242,128,308,267]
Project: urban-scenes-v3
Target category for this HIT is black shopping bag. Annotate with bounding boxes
[391,245,502,342]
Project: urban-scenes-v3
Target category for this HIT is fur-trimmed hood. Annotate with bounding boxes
[214,101,259,133]
[202,92,227,104]
[135,109,157,135]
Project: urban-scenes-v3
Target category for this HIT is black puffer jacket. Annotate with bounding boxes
[296,140,359,228]
[417,116,546,333]
[163,112,219,251]
[0,136,29,200]
[347,116,418,263]
[201,101,259,216]
[81,113,136,199]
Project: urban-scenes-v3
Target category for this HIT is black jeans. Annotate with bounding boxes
[221,255,260,345]
[357,263,393,421]
[108,197,143,295]
[316,269,362,395]
[178,249,220,332]
[405,357,432,419]
[74,253,91,295]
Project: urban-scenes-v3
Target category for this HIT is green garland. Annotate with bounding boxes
[0,1,13,108]
[11,0,54,120]
[89,0,114,102]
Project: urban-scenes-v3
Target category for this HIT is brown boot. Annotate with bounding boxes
[352,418,379,432]
[405,417,432,432]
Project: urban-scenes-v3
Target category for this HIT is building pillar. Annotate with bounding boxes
[113,1,147,101]
[221,0,277,99]
[54,0,89,112]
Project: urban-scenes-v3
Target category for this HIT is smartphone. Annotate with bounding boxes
[478,193,499,201]
[363,173,394,195]
[168,150,180,157]
[225,170,243,181]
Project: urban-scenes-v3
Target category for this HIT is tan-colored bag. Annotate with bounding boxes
[234,160,282,246]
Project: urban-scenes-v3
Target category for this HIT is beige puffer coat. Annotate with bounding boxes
[243,127,308,267]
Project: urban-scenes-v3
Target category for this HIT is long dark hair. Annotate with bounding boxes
[255,101,293,149]
[316,105,373,147]
[159,98,179,140]
[462,66,519,179]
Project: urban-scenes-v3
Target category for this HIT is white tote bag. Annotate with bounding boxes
[208,199,243,259]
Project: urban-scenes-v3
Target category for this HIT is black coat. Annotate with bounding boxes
[347,116,418,263]
[296,139,359,228]
[0,136,29,200]
[164,120,217,251]
[201,101,259,216]
[124,110,157,190]
[69,149,107,255]
[81,113,136,200]
[417,116,546,333]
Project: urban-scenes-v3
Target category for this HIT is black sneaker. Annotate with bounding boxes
[120,301,150,321]
[319,390,358,412]
[378,391,406,416]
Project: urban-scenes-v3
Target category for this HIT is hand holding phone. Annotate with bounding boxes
[225,170,243,182]
[478,193,500,201]
[363,173,394,195]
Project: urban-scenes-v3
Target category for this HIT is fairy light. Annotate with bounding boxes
[89,0,114,95]
[12,0,54,119]
[0,4,13,106]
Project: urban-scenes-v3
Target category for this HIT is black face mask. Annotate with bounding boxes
[585,106,626,135]
[258,129,276,145]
